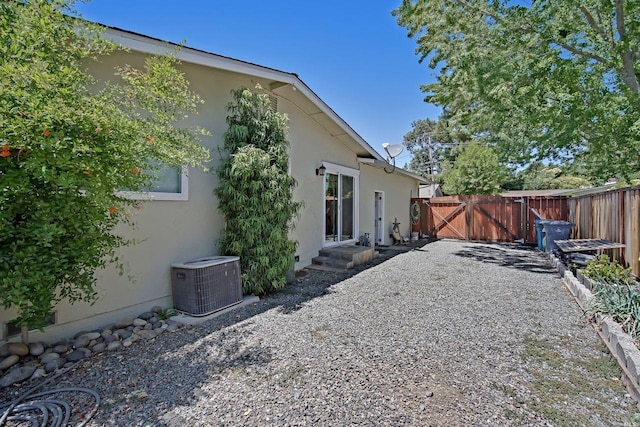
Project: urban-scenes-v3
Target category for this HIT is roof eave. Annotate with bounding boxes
[103,26,385,162]
[357,157,427,184]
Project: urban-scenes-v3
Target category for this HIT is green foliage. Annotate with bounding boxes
[156,307,177,320]
[394,0,640,181]
[215,86,301,296]
[0,0,210,330]
[583,255,634,287]
[519,163,591,190]
[442,142,506,195]
[589,283,640,341]
[585,256,640,341]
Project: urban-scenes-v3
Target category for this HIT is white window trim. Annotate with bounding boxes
[321,161,359,248]
[117,166,189,201]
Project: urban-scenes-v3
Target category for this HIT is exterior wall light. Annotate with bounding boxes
[316,165,326,176]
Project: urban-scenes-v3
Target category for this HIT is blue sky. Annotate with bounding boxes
[75,0,440,165]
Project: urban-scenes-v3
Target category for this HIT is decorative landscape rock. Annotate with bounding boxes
[53,345,69,354]
[82,332,101,341]
[73,336,91,349]
[40,352,60,364]
[135,330,157,340]
[0,366,36,388]
[28,342,45,356]
[0,307,182,387]
[106,341,122,351]
[0,355,20,370]
[114,317,134,329]
[66,350,86,363]
[133,318,147,327]
[44,358,67,373]
[138,311,154,321]
[7,343,29,357]
[31,368,46,380]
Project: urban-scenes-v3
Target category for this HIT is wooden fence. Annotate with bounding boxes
[568,186,640,276]
[411,195,568,245]
[411,187,640,276]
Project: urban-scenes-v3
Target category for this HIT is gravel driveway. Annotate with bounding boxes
[5,240,640,426]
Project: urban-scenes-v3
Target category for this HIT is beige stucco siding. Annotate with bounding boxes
[282,95,361,267]
[359,165,420,246]
[0,47,422,343]
[0,51,257,342]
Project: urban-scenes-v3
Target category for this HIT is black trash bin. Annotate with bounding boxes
[541,221,575,252]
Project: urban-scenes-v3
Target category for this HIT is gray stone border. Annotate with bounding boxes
[549,253,640,404]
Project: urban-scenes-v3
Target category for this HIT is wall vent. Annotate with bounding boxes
[4,312,56,339]
[269,94,278,112]
[171,256,242,316]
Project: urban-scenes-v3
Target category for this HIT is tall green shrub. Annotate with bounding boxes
[0,0,210,332]
[215,86,301,295]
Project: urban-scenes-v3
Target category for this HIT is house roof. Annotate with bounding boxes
[501,189,572,198]
[502,182,619,198]
[102,26,425,183]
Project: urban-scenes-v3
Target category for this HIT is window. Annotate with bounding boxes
[119,165,189,201]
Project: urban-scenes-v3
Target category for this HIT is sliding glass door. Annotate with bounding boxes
[324,169,356,245]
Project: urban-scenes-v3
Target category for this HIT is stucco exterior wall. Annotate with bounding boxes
[359,165,420,245]
[0,48,422,343]
[281,96,361,268]
[0,51,253,342]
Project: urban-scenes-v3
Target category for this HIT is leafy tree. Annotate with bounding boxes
[0,0,210,333]
[403,117,470,182]
[442,142,506,195]
[519,163,591,190]
[394,1,640,180]
[215,86,302,296]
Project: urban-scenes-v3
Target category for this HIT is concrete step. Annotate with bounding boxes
[305,264,348,273]
[318,246,376,261]
[311,256,354,270]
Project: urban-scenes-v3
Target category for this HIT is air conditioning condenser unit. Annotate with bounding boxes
[171,256,242,316]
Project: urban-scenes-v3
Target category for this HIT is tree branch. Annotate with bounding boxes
[579,6,614,49]
[455,0,500,22]
[615,0,640,93]
[554,41,608,65]
[615,0,626,40]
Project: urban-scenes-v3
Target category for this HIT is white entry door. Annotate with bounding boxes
[374,191,384,245]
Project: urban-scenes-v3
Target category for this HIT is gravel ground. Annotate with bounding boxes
[2,239,640,426]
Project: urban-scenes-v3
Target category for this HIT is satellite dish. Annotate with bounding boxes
[381,143,404,174]
[382,143,404,159]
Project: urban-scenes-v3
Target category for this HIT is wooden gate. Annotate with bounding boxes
[411,196,568,244]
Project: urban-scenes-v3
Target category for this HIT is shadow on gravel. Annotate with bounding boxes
[0,239,441,426]
[453,243,556,274]
[208,238,438,323]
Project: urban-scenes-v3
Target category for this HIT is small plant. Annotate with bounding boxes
[583,255,634,287]
[588,283,640,341]
[584,255,640,341]
[156,308,178,320]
